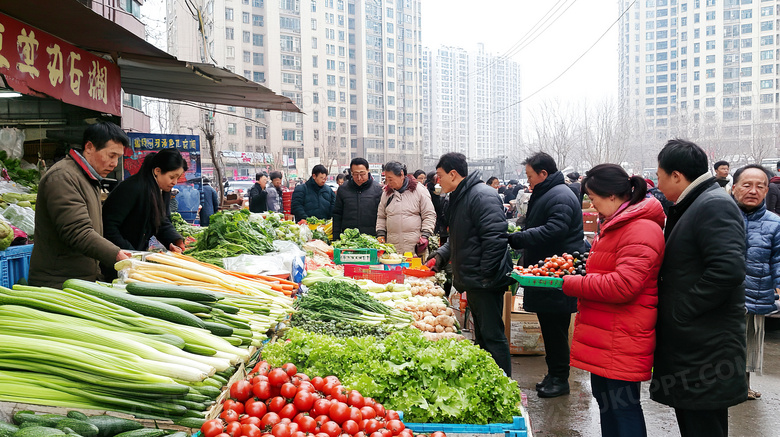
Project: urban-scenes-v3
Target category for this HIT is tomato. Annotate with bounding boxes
[226,422,243,437]
[293,390,317,412]
[253,361,270,375]
[261,413,282,429]
[267,396,287,413]
[254,381,273,400]
[347,407,362,423]
[398,431,412,437]
[362,398,375,408]
[314,415,330,429]
[271,423,292,437]
[246,399,268,418]
[279,403,299,420]
[252,375,269,385]
[281,419,292,425]
[281,383,298,399]
[346,390,364,409]
[377,429,392,437]
[328,402,350,425]
[295,415,317,434]
[384,411,399,421]
[311,377,325,392]
[430,432,446,437]
[341,420,359,435]
[369,432,384,437]
[363,420,381,434]
[354,432,366,437]
[201,419,225,437]
[294,373,311,382]
[321,381,338,397]
[269,368,292,387]
[221,409,241,423]
[297,381,316,393]
[282,363,298,377]
[312,399,332,416]
[270,385,282,398]
[231,380,253,402]
[291,433,305,437]
[385,420,404,436]
[359,420,369,431]
[323,376,340,385]
[332,386,348,404]
[241,424,262,437]
[320,422,341,437]
[216,434,231,437]
[371,404,386,419]
[359,407,376,420]
[241,417,262,427]
[288,423,300,434]
[224,399,246,415]
[315,433,330,437]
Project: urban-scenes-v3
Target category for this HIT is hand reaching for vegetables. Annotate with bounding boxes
[426,252,442,272]
[115,250,132,261]
[377,236,386,244]
[415,236,429,256]
[169,240,186,253]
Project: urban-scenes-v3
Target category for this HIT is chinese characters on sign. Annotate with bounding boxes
[0,13,121,115]
[128,133,201,153]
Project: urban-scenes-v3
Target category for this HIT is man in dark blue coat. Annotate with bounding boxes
[291,165,335,221]
[505,152,587,398]
[427,153,514,376]
[651,139,746,437]
[200,178,220,226]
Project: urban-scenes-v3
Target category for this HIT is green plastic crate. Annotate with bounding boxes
[333,248,379,265]
[511,272,563,288]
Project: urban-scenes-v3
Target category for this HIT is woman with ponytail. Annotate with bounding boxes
[103,149,188,253]
[560,164,666,437]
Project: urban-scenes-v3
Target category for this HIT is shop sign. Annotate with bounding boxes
[128,133,200,152]
[0,13,121,116]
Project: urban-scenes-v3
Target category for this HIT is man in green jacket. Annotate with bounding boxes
[29,121,132,289]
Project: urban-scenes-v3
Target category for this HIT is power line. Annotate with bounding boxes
[490,0,637,115]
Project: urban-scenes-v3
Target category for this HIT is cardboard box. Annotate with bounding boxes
[583,212,599,233]
[508,311,546,355]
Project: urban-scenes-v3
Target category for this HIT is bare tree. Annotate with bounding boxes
[322,135,339,174]
[202,120,225,205]
[578,99,630,167]
[525,99,577,168]
[748,120,779,163]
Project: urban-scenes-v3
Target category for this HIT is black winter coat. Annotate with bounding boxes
[103,175,182,251]
[291,177,335,221]
[437,171,513,293]
[510,171,586,313]
[248,183,268,213]
[332,176,383,239]
[650,179,748,410]
[766,177,780,215]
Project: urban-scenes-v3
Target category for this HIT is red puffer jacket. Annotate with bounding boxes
[562,197,666,382]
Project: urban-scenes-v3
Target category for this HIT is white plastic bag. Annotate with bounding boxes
[1,204,35,237]
[0,128,24,160]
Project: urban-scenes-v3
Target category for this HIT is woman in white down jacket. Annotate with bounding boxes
[376,162,437,256]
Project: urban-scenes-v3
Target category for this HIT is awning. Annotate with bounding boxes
[0,0,300,112]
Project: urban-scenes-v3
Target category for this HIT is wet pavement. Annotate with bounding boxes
[511,318,780,436]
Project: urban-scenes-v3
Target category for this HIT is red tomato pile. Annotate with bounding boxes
[513,252,588,277]
[199,361,447,437]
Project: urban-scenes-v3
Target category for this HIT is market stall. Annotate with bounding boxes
[0,212,529,437]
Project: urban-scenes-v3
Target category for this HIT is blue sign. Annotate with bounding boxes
[127,133,200,152]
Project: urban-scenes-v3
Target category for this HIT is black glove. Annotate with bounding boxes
[500,232,524,250]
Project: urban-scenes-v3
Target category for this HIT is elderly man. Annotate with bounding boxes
[731,164,780,401]
[332,158,382,239]
[29,122,131,289]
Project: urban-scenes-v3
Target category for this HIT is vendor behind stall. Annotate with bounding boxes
[102,148,187,253]
[29,121,132,289]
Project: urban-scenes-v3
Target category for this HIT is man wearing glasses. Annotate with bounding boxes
[332,157,383,239]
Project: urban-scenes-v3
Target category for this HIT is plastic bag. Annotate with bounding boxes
[223,240,306,277]
[0,128,24,160]
[1,204,35,237]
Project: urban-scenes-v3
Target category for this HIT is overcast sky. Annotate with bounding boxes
[421,0,620,112]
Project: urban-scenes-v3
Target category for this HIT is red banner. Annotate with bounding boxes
[0,12,121,116]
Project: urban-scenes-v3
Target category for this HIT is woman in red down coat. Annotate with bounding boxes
[561,164,665,437]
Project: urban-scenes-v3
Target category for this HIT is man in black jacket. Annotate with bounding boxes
[505,152,587,398]
[427,153,514,376]
[248,172,268,213]
[650,139,747,437]
[765,160,780,215]
[291,165,335,221]
[332,158,383,239]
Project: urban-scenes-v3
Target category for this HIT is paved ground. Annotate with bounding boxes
[510,318,780,436]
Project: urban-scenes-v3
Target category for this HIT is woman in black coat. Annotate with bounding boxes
[103,149,187,252]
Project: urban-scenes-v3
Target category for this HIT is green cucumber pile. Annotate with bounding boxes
[1,411,192,437]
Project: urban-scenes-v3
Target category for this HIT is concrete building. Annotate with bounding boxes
[423,44,522,170]
[166,0,423,178]
[619,0,780,167]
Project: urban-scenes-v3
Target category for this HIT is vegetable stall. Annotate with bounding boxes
[0,212,528,437]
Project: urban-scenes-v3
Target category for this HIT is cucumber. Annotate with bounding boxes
[180,410,207,419]
[212,316,252,331]
[190,384,221,398]
[232,328,253,338]
[13,427,66,437]
[210,374,227,385]
[63,280,206,329]
[54,420,98,437]
[59,429,82,437]
[202,321,233,337]
[64,413,88,422]
[223,336,242,347]
[201,377,224,389]
[166,433,188,437]
[83,416,144,437]
[143,297,211,314]
[12,412,35,426]
[14,415,68,428]
[211,303,240,314]
[112,430,167,437]
[170,399,206,411]
[182,343,217,356]
[125,282,220,303]
[183,392,210,403]
[148,334,186,349]
[0,422,19,437]
[172,417,207,429]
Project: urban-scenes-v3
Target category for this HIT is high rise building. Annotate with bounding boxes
[166,0,423,178]
[423,44,522,167]
[619,0,780,167]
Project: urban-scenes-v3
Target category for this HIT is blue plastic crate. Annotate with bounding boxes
[399,412,526,435]
[0,244,33,288]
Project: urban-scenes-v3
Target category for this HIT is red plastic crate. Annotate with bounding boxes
[344,264,404,283]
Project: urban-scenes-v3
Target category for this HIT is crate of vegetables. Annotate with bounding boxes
[398,412,527,436]
[511,252,588,288]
